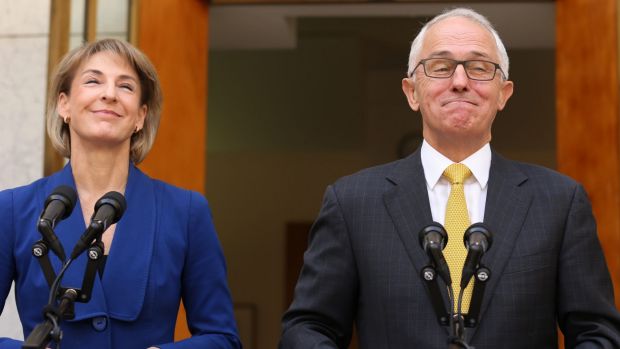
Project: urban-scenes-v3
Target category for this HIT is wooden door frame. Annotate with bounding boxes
[556,0,620,307]
[136,0,209,340]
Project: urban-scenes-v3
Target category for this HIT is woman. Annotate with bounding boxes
[0,39,241,348]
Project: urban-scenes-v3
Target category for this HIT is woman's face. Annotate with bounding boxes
[58,51,147,152]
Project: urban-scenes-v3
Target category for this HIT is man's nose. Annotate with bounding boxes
[451,64,469,90]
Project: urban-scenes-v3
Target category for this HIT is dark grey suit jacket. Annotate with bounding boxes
[280,149,620,349]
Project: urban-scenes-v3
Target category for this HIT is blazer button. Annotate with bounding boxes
[91,316,108,332]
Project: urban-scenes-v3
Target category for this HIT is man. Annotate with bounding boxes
[280,8,620,349]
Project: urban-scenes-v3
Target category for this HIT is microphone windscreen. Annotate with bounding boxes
[94,191,127,224]
[463,222,493,250]
[47,185,78,219]
[419,222,448,251]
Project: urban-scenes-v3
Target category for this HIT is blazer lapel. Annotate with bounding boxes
[101,164,156,321]
[41,164,109,319]
[39,164,156,321]
[466,152,532,342]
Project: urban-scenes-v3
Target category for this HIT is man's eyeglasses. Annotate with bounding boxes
[411,58,505,81]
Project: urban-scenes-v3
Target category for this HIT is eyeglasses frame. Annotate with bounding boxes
[410,58,506,81]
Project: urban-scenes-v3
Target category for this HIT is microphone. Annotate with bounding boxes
[419,223,451,285]
[70,191,126,260]
[38,186,78,261]
[460,223,493,289]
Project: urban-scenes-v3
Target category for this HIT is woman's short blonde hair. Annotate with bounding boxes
[46,38,162,164]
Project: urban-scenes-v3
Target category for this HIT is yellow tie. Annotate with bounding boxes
[443,163,474,313]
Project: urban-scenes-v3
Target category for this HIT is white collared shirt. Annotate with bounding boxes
[420,140,491,225]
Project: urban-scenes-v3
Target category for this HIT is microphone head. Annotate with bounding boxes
[45,185,78,219]
[463,222,493,251]
[94,191,127,224]
[419,222,448,251]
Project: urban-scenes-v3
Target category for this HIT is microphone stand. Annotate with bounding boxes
[420,265,465,349]
[449,290,469,349]
[421,265,451,327]
[22,288,77,349]
[448,265,492,349]
[420,262,492,349]
[24,239,106,349]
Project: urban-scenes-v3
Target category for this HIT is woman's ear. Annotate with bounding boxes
[57,92,69,120]
[137,104,147,130]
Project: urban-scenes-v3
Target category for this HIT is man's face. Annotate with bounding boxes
[402,17,514,149]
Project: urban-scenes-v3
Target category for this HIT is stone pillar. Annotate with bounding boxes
[0,1,51,339]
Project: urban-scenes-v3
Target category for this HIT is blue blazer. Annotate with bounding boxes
[0,164,241,348]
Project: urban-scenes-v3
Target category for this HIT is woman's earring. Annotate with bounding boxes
[63,116,71,124]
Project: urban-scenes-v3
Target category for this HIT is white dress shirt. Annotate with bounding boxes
[420,140,491,225]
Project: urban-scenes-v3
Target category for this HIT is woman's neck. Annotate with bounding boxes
[70,141,130,196]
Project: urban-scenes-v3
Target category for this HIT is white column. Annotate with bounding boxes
[0,1,51,339]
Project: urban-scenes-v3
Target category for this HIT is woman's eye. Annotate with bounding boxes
[120,84,134,91]
[85,79,99,84]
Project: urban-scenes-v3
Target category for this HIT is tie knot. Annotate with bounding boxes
[443,163,472,184]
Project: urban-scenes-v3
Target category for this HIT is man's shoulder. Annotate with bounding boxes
[497,156,580,189]
[327,157,418,203]
[334,158,404,186]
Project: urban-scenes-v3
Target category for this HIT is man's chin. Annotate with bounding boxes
[441,104,477,117]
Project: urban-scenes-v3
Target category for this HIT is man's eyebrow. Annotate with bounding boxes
[426,50,493,60]
[426,51,452,58]
[468,51,493,59]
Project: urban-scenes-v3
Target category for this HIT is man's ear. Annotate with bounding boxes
[497,80,514,111]
[402,78,420,111]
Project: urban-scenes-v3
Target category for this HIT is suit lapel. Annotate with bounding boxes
[384,150,534,340]
[383,150,433,276]
[382,150,453,333]
[466,152,532,342]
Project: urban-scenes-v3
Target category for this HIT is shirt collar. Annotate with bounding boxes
[421,140,491,190]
